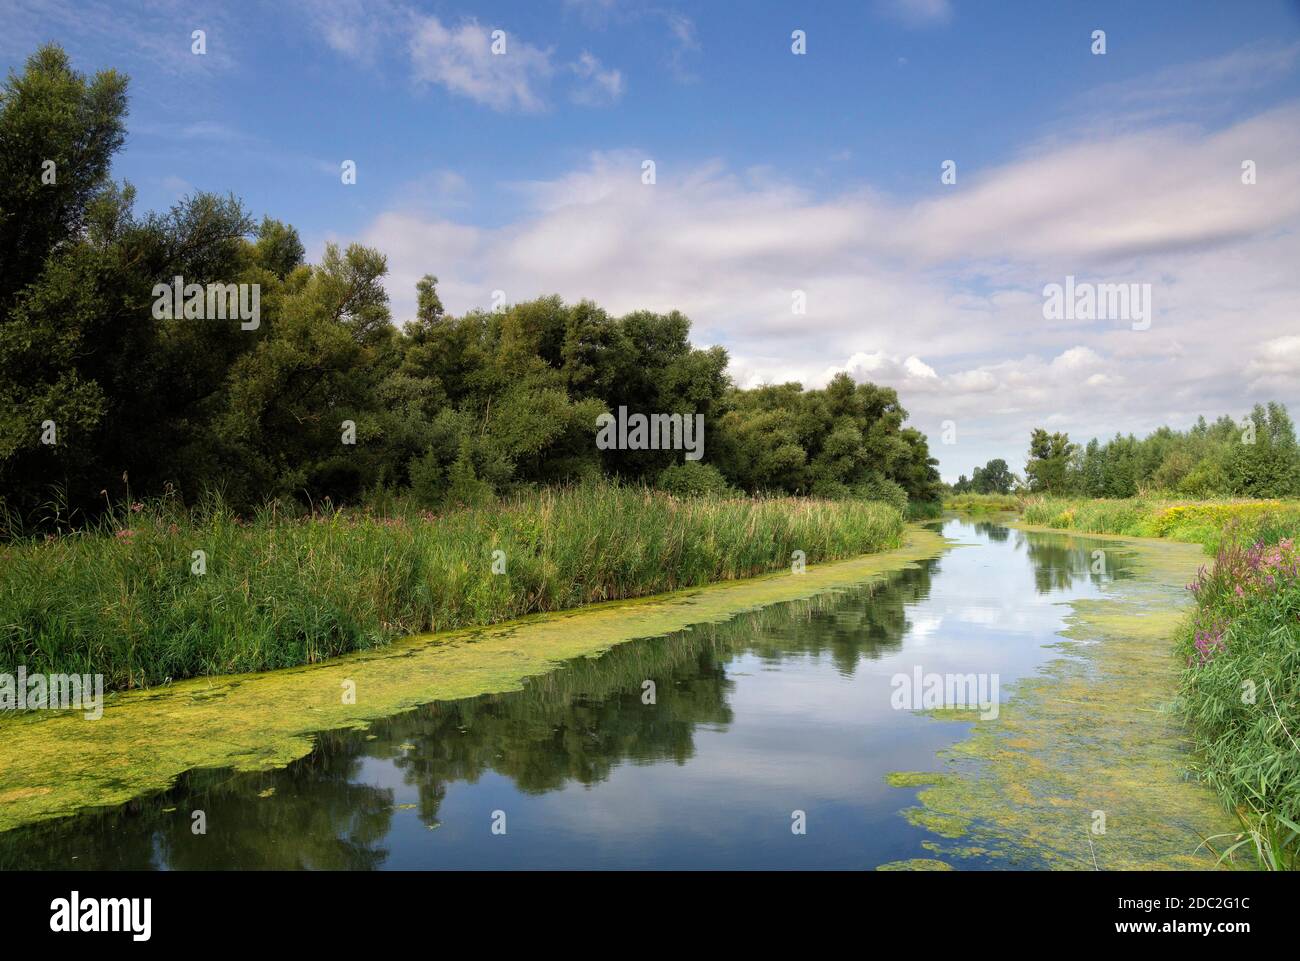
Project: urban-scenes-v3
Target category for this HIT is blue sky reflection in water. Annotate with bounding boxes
[0,517,1139,870]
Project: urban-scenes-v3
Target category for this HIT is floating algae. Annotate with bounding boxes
[888,525,1241,870]
[876,858,954,871]
[0,528,948,833]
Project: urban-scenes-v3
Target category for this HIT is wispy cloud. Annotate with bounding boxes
[569,51,624,105]
[563,0,620,27]
[294,2,630,113]
[176,120,252,141]
[874,0,953,28]
[409,16,554,112]
[557,1,700,83]
[1073,40,1300,129]
[291,0,412,65]
[661,11,701,81]
[1,0,240,74]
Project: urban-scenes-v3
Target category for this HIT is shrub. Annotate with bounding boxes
[655,461,733,497]
[853,473,909,515]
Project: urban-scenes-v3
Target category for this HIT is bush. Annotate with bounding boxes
[655,461,733,497]
[853,473,909,516]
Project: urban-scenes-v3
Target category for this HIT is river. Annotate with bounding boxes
[0,515,1234,869]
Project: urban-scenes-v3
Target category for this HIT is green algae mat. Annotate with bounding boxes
[0,528,948,833]
[890,524,1240,870]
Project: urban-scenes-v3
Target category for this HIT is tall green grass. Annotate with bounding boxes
[0,483,904,690]
[1024,495,1300,868]
[1021,496,1300,551]
[1178,533,1300,869]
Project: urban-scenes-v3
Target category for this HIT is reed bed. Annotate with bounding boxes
[0,483,904,690]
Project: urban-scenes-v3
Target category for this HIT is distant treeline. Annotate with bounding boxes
[1021,404,1300,498]
[948,404,1300,499]
[0,45,941,531]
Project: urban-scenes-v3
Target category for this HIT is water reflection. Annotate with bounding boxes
[1018,529,1134,593]
[0,519,1131,870]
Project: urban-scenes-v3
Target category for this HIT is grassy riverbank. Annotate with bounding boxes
[0,483,905,691]
[0,527,947,833]
[1022,496,1300,868]
[1021,496,1300,550]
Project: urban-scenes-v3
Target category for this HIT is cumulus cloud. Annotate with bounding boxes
[1248,335,1300,391]
[362,46,1300,480]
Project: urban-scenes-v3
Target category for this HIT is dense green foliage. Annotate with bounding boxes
[1182,529,1300,868]
[950,458,1014,495]
[1020,404,1300,498]
[0,45,940,533]
[709,379,941,505]
[0,484,905,689]
[1024,429,1077,494]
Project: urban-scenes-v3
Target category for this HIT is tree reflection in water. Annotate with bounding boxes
[0,560,938,869]
[0,523,1131,870]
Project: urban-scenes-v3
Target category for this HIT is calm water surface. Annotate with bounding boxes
[0,517,1139,869]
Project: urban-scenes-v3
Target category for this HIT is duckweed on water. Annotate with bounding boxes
[876,858,954,871]
[889,526,1242,870]
[0,528,947,833]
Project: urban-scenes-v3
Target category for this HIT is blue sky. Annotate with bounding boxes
[6,0,1300,479]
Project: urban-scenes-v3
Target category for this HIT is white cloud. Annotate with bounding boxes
[569,51,624,105]
[361,47,1300,480]
[1050,346,1102,371]
[563,0,619,25]
[661,12,701,81]
[160,174,194,199]
[296,4,628,113]
[409,16,554,113]
[292,0,411,64]
[177,120,250,141]
[819,352,938,390]
[1,0,239,75]
[1077,40,1300,127]
[1247,335,1300,391]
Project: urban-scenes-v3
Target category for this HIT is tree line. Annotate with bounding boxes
[0,45,942,530]
[950,404,1300,499]
[1022,404,1299,498]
